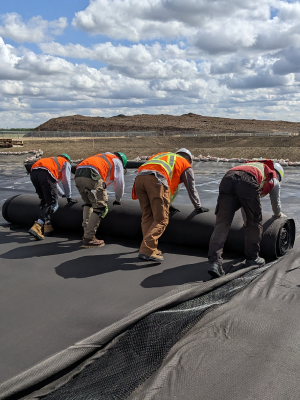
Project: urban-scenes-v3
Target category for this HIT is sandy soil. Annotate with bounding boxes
[33,113,300,134]
[3,136,300,161]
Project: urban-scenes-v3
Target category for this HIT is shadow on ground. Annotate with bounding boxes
[54,252,159,279]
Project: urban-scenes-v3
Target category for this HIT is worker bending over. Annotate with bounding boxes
[208,160,284,279]
[132,148,209,262]
[29,154,76,240]
[75,152,127,248]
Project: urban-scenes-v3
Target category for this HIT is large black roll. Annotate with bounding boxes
[2,194,295,258]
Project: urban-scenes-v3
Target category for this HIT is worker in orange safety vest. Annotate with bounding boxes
[132,148,209,262]
[75,151,127,248]
[29,154,77,240]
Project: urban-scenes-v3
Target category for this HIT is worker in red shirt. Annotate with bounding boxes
[208,160,285,278]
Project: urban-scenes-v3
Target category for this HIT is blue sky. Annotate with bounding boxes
[0,0,300,127]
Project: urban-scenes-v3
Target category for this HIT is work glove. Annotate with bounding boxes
[67,197,78,204]
[195,206,209,214]
[169,205,180,216]
[113,200,122,205]
[273,213,287,219]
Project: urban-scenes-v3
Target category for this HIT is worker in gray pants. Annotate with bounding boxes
[208,160,285,279]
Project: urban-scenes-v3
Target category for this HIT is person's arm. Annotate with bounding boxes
[57,183,64,197]
[61,163,72,199]
[270,179,282,217]
[241,208,247,225]
[181,168,201,209]
[113,158,124,202]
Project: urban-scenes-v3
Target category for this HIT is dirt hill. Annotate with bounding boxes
[6,136,300,161]
[35,113,300,134]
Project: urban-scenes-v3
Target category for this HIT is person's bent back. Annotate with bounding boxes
[132,148,208,262]
[207,159,284,279]
[29,154,75,240]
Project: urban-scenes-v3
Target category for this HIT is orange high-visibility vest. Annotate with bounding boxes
[230,159,277,196]
[77,152,118,182]
[31,156,68,181]
[132,152,191,201]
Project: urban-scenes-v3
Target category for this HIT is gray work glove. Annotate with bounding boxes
[169,205,180,216]
[67,197,78,204]
[195,206,209,214]
[113,200,121,205]
[273,213,287,219]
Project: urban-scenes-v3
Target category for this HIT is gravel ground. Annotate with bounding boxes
[2,136,300,161]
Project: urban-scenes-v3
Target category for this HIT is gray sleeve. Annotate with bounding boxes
[113,158,124,202]
[57,184,64,197]
[269,179,281,217]
[241,208,247,221]
[181,168,201,209]
[61,163,72,198]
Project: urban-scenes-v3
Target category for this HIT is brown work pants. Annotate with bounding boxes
[208,170,262,265]
[75,176,108,240]
[135,174,170,256]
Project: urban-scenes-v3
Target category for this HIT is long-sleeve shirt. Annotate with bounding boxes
[241,178,281,220]
[76,157,124,202]
[137,167,201,209]
[181,168,202,209]
[33,162,72,198]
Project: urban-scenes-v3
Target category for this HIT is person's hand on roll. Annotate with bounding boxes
[169,205,180,216]
[273,213,287,219]
[67,197,78,204]
[195,206,209,214]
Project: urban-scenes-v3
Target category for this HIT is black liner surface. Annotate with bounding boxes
[0,261,268,400]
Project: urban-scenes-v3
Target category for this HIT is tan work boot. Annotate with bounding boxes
[81,236,105,248]
[29,222,44,240]
[155,249,162,256]
[44,224,54,236]
[138,253,164,263]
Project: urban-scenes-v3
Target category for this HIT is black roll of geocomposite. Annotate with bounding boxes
[2,194,295,259]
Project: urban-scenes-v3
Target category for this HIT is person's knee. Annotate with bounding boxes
[93,206,108,219]
[49,201,59,214]
[153,216,169,227]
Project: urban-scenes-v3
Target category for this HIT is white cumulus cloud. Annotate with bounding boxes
[0,13,67,43]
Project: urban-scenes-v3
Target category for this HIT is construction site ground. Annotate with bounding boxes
[3,135,300,161]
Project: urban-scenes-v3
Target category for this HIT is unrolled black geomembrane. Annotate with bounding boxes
[43,265,270,400]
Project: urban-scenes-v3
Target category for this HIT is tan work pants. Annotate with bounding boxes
[135,174,170,256]
[75,176,108,239]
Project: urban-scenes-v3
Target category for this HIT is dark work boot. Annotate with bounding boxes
[208,262,225,279]
[245,257,265,267]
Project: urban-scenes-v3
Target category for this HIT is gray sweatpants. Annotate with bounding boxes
[208,170,262,265]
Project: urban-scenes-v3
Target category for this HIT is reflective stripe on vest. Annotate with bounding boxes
[51,157,62,177]
[240,162,266,189]
[94,153,113,182]
[142,153,176,179]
